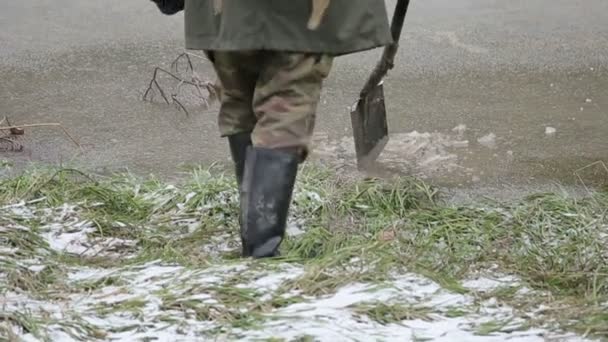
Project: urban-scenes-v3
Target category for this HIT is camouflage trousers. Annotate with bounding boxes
[206,50,334,158]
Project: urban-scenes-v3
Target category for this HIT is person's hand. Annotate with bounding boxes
[150,0,184,15]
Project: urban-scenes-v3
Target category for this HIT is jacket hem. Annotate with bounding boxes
[185,37,392,56]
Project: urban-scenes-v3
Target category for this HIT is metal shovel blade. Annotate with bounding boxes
[350,81,388,169]
[349,0,410,170]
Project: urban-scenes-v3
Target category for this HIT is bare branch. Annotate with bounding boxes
[143,52,218,116]
[173,80,190,116]
[0,123,81,149]
[171,52,195,74]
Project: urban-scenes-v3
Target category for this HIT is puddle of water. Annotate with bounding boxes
[312,130,470,179]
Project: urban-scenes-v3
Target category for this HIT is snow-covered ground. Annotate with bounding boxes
[0,200,587,341]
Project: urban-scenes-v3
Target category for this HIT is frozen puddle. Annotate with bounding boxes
[3,263,586,342]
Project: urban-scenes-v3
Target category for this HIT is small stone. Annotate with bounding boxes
[10,127,24,135]
[379,229,396,242]
[545,127,557,135]
[586,98,592,103]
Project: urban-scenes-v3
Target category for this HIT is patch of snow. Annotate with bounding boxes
[243,265,304,293]
[27,265,47,273]
[199,232,237,256]
[0,246,19,254]
[477,133,497,149]
[286,221,305,237]
[5,265,590,342]
[0,201,36,218]
[68,267,116,282]
[184,191,197,203]
[2,200,591,342]
[299,190,322,203]
[452,124,467,135]
[244,273,586,342]
[41,222,96,254]
[451,140,469,148]
[463,274,520,292]
[545,127,557,135]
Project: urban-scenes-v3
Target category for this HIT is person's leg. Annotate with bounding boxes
[253,52,334,158]
[206,50,259,186]
[240,52,334,258]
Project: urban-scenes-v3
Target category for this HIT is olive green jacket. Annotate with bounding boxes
[184,0,392,55]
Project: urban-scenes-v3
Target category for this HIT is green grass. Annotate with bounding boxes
[1,165,607,339]
[94,297,148,318]
[351,302,434,324]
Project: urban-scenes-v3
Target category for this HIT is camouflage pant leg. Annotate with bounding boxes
[209,50,333,157]
[252,52,333,157]
[207,50,260,136]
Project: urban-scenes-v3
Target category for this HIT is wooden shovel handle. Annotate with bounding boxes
[360,0,410,98]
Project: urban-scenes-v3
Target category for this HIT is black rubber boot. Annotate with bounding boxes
[240,147,299,258]
[227,132,252,187]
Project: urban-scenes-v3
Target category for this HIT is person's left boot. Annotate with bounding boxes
[240,147,299,258]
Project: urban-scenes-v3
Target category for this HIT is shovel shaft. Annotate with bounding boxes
[389,0,409,42]
[359,0,410,98]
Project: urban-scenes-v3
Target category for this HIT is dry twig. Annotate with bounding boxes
[0,117,82,152]
[143,52,218,116]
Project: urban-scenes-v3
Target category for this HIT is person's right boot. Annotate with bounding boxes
[227,132,252,187]
[240,147,299,258]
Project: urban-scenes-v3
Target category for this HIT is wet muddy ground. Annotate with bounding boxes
[1,0,608,200]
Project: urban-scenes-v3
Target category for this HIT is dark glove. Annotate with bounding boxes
[151,0,184,15]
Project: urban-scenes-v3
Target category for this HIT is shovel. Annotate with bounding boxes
[350,0,410,169]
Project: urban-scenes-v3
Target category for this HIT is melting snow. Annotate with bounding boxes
[242,274,586,342]
[545,127,557,135]
[4,264,589,342]
[477,133,497,149]
[0,177,594,342]
[463,273,521,292]
[312,131,469,177]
